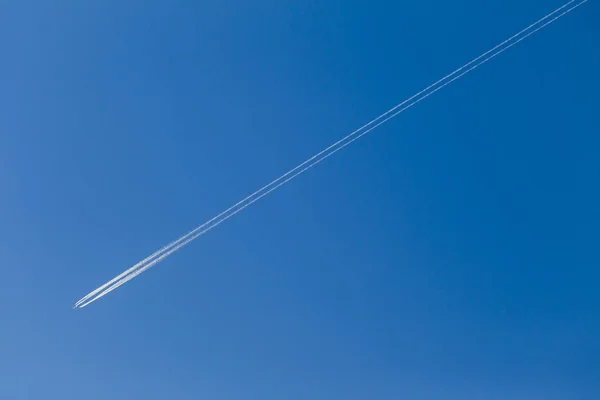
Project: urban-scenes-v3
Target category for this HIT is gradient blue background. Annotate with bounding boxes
[1,1,599,398]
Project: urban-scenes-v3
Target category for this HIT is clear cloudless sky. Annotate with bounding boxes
[1,0,599,399]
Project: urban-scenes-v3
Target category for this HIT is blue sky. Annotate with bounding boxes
[1,0,598,398]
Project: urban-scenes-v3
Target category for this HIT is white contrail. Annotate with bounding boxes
[75,1,578,309]
[74,0,589,309]
[74,0,585,309]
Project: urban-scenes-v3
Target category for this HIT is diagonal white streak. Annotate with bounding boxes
[74,0,589,308]
[74,0,583,308]
[74,0,581,308]
[73,0,581,308]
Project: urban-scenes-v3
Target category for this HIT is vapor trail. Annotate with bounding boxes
[74,0,589,309]
[75,0,573,309]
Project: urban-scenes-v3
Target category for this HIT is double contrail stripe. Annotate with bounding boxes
[74,0,589,308]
